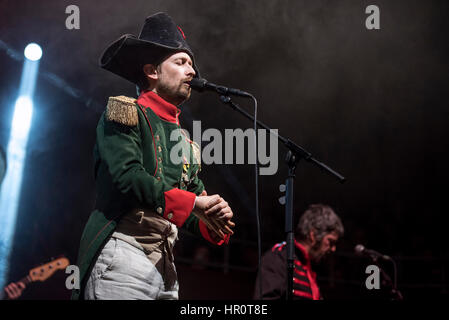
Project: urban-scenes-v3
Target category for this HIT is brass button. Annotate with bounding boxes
[156,176,161,181]
[158,146,162,152]
[156,207,163,214]
[158,157,162,162]
[159,167,162,174]
[167,212,173,219]
[155,135,160,141]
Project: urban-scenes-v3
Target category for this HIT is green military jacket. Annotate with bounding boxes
[71,92,212,299]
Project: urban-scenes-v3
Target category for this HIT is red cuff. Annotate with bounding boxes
[199,220,230,245]
[163,188,196,227]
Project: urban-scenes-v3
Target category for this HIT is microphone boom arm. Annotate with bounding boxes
[219,95,346,182]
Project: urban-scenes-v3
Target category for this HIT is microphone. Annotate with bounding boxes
[354,244,391,261]
[189,78,252,98]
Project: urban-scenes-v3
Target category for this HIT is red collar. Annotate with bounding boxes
[137,90,181,124]
[294,240,311,267]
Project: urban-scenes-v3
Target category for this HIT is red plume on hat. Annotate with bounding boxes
[99,12,200,85]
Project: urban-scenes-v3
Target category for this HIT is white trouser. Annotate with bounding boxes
[84,237,178,300]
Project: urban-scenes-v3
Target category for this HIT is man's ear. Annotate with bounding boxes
[143,64,158,81]
[309,230,316,245]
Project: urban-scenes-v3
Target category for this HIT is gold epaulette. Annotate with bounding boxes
[105,95,138,126]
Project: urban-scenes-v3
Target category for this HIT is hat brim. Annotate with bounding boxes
[99,34,200,85]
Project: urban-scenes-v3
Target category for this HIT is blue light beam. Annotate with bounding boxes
[0,43,41,290]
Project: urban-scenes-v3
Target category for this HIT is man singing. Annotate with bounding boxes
[72,12,235,300]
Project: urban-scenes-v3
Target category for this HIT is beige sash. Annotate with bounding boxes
[112,209,178,289]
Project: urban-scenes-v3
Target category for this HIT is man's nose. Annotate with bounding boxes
[186,64,195,77]
[331,246,336,252]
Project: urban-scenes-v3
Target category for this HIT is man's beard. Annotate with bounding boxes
[309,241,325,263]
[157,80,191,105]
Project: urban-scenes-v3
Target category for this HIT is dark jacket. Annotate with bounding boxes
[254,240,321,300]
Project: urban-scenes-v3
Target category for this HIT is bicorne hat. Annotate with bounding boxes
[99,12,199,85]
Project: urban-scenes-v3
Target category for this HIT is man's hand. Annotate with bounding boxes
[4,281,26,300]
[193,191,235,240]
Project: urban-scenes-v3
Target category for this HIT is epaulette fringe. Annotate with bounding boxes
[105,95,138,126]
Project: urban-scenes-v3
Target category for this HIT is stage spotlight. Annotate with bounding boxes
[11,96,33,139]
[0,43,42,290]
[24,43,42,61]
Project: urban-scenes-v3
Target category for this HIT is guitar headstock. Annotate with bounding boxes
[28,257,70,282]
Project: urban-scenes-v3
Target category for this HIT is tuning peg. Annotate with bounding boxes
[279,184,286,192]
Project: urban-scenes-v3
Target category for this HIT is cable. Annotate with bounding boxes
[249,94,262,300]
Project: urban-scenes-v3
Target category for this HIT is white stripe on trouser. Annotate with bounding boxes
[84,237,179,300]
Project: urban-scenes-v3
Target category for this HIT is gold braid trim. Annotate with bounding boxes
[105,96,138,126]
[191,141,202,169]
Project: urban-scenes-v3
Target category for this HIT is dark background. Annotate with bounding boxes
[0,0,448,300]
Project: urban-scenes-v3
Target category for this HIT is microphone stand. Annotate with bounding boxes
[380,266,403,301]
[218,95,345,300]
[370,256,403,301]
